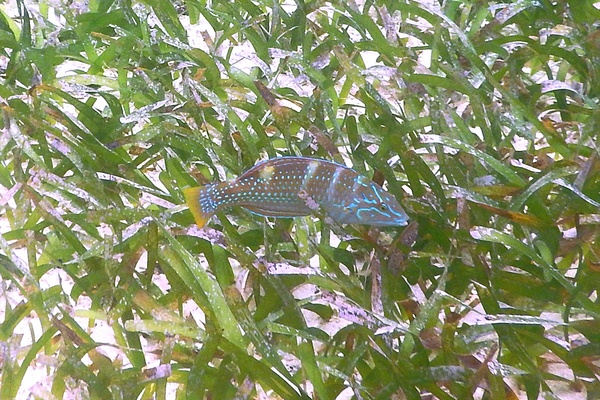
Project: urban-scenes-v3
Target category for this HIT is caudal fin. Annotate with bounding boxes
[183,187,214,228]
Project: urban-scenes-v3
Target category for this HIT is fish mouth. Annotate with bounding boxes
[354,207,410,226]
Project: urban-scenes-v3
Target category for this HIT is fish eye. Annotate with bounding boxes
[379,204,387,211]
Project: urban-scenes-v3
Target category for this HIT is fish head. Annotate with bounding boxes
[338,176,410,226]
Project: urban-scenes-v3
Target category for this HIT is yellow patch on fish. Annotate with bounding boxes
[259,165,276,181]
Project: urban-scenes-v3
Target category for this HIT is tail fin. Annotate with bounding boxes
[183,186,214,228]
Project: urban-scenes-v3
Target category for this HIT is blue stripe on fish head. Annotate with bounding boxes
[338,179,409,226]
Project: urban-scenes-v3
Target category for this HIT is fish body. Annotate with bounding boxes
[184,157,409,228]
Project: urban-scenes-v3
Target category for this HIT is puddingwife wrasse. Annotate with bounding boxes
[184,157,409,228]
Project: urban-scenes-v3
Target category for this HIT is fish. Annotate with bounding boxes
[184,157,409,228]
